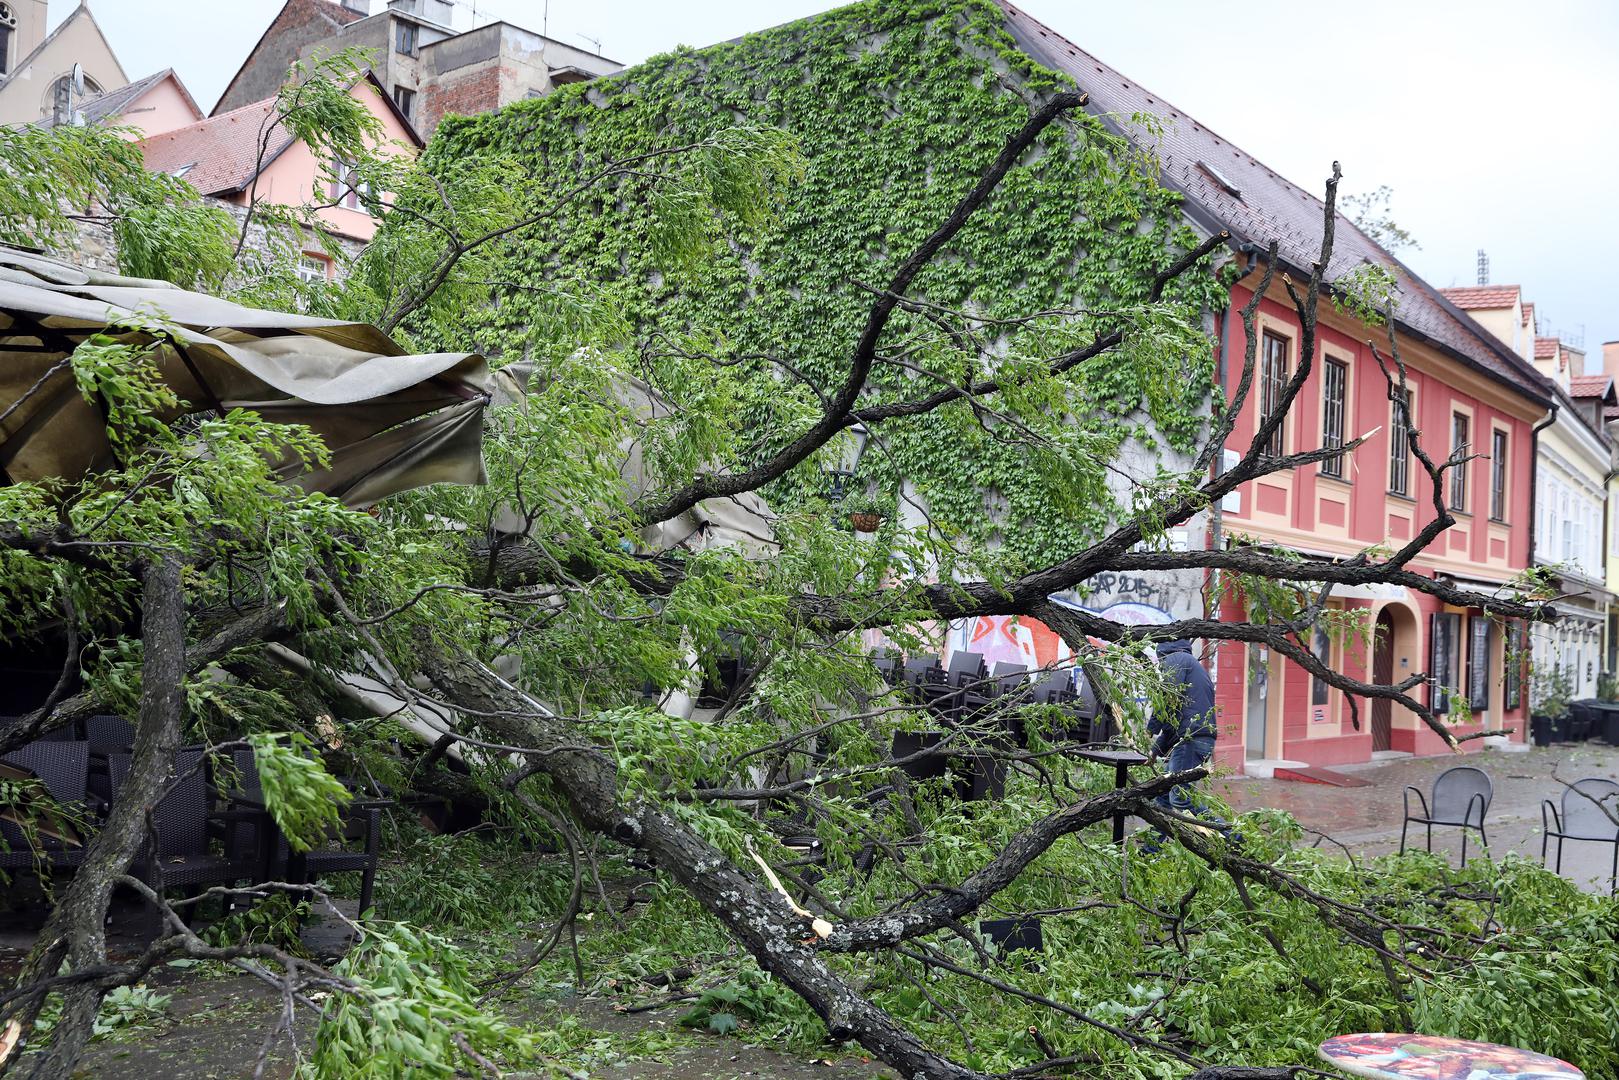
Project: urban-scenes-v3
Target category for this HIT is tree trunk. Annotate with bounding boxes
[423,647,983,1080]
[1,555,188,1079]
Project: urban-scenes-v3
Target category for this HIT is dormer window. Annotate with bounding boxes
[1196,159,1242,200]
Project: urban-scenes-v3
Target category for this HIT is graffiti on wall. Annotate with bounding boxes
[944,569,1200,667]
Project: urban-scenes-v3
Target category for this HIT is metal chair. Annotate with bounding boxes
[1401,765,1492,867]
[1,740,92,870]
[1541,778,1619,894]
[870,649,901,687]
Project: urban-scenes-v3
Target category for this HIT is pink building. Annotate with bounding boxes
[135,71,420,273]
[1001,1,1555,774]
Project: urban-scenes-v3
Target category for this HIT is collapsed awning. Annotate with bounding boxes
[492,361,778,557]
[0,246,491,507]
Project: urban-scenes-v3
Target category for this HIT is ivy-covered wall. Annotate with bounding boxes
[420,0,1227,576]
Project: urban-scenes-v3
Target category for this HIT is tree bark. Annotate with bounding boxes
[1,555,188,1079]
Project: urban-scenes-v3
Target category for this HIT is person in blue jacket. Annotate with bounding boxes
[1145,639,1227,842]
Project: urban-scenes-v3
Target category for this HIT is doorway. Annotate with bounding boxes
[1371,609,1395,752]
[1244,644,1269,759]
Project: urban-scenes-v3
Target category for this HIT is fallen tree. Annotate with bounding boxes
[2,56,1609,1080]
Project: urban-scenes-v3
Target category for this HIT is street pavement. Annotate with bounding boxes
[1207,742,1619,894]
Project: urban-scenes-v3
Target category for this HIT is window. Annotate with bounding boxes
[1259,330,1288,458]
[1388,389,1411,495]
[1449,412,1470,511]
[393,84,415,122]
[396,19,418,55]
[1429,612,1462,713]
[1467,617,1491,711]
[1320,357,1347,478]
[329,156,369,211]
[296,253,330,284]
[1504,622,1524,710]
[0,3,14,77]
[1490,429,1508,521]
[1310,625,1331,707]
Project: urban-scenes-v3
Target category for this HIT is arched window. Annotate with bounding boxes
[49,70,102,125]
[0,5,17,78]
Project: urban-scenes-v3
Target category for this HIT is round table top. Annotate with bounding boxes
[1318,1034,1584,1080]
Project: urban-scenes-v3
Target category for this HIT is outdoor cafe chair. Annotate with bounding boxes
[1,739,92,871]
[1401,765,1492,867]
[1541,777,1619,894]
[220,749,384,918]
[108,750,263,939]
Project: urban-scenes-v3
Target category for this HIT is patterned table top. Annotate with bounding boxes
[1318,1034,1585,1080]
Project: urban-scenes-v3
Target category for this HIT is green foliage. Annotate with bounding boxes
[1343,185,1420,253]
[246,732,352,854]
[307,922,538,1079]
[408,0,1227,570]
[678,967,818,1038]
[90,986,172,1042]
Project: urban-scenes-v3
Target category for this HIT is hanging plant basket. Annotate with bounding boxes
[848,511,884,533]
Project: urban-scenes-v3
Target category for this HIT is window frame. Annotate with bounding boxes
[1319,354,1349,479]
[1258,329,1290,459]
[1489,427,1509,522]
[1448,410,1470,512]
[1388,387,1412,496]
[395,19,419,55]
[295,252,331,285]
[393,84,415,122]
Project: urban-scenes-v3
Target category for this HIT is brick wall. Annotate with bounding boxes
[215,0,367,115]
[420,63,503,136]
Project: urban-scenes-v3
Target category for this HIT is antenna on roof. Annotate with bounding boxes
[1476,249,1489,286]
[577,32,602,53]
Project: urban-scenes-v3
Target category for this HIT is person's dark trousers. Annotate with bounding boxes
[1143,734,1229,851]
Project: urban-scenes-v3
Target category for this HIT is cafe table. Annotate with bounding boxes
[1318,1033,1585,1080]
[1065,747,1150,844]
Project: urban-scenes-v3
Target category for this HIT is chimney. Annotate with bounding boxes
[1604,341,1619,381]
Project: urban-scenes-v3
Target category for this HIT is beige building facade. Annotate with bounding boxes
[0,1,126,126]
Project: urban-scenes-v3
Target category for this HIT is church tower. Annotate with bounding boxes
[0,0,49,78]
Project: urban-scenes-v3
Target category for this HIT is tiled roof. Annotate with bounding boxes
[1605,404,1619,422]
[137,97,287,197]
[38,69,200,130]
[1570,375,1614,402]
[996,1,1549,406]
[1521,301,1535,327]
[1438,285,1521,310]
[1535,337,1560,361]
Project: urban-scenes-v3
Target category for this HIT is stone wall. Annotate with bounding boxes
[65,198,366,283]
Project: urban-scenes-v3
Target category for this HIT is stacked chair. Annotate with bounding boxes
[872,648,1115,803]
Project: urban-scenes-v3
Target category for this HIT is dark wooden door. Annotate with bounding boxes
[1371,610,1394,752]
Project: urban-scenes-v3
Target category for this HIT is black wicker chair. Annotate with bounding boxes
[108,750,262,938]
[86,715,136,807]
[220,749,383,918]
[1,739,92,871]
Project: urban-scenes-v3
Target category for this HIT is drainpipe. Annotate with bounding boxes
[1527,404,1558,566]
[1524,403,1557,717]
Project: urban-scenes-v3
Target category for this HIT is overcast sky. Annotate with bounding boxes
[91,0,1619,354]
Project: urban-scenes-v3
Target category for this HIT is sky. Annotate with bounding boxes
[89,0,1619,355]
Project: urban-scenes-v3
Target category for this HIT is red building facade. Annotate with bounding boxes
[1207,279,1549,775]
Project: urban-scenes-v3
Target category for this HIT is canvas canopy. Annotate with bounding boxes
[0,246,490,507]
